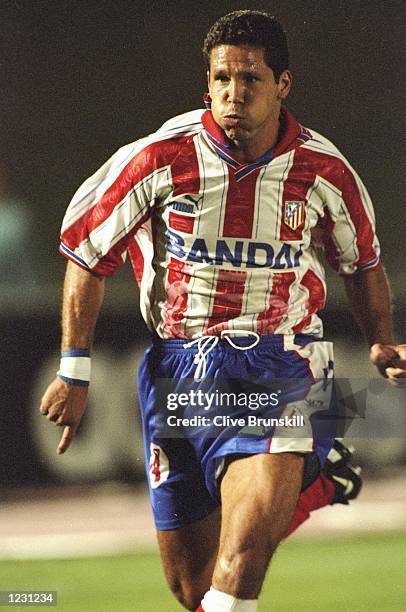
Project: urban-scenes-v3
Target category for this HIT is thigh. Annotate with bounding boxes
[211,452,304,597]
[220,452,304,547]
[157,508,221,608]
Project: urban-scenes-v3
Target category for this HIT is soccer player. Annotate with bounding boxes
[39,10,406,611]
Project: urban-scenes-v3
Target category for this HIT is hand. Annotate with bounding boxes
[370,344,406,385]
[39,377,89,454]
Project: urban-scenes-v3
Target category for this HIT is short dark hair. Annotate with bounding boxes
[203,10,289,81]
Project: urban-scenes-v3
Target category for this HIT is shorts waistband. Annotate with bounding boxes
[152,333,321,352]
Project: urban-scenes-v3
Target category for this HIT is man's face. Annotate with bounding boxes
[207,45,291,155]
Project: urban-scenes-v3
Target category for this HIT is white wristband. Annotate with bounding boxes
[57,349,91,386]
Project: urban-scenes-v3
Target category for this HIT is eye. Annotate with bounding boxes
[215,75,229,82]
[244,75,259,84]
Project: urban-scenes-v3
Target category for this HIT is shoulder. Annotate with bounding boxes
[112,109,204,170]
[157,109,205,135]
[63,109,205,225]
[299,126,348,162]
[296,125,363,185]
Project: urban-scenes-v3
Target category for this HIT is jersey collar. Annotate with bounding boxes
[201,94,306,180]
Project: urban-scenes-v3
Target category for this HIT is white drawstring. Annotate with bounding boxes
[221,330,260,350]
[183,335,220,380]
[183,330,260,380]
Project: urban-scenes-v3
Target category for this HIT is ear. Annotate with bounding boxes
[277,69,293,100]
[207,69,211,90]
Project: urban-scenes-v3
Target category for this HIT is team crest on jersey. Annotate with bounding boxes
[148,443,169,489]
[284,201,305,231]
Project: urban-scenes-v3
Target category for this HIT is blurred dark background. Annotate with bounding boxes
[1,0,405,486]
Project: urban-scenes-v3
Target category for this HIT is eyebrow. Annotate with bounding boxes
[212,68,261,78]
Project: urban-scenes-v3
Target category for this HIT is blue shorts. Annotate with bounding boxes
[138,334,336,530]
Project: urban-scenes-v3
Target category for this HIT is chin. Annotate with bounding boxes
[224,127,249,142]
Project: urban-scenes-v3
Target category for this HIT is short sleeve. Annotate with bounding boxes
[59,141,154,276]
[318,159,380,275]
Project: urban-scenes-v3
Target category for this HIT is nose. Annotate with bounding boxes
[226,78,245,104]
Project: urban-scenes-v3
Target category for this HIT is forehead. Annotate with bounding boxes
[209,44,269,72]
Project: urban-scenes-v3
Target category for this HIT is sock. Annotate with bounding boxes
[198,586,258,611]
[284,472,335,538]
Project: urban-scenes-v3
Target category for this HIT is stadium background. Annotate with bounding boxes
[1,1,405,610]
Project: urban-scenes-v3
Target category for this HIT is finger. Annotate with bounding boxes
[39,399,50,415]
[57,425,76,454]
[45,400,66,422]
[56,412,75,427]
[47,410,63,423]
[55,414,66,427]
[48,413,61,423]
[369,344,398,364]
[41,396,63,417]
[385,367,406,379]
[395,345,406,359]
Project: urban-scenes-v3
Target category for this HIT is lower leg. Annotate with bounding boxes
[157,509,220,610]
[285,441,363,538]
[285,471,335,537]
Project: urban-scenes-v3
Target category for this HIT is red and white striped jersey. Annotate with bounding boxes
[60,106,380,340]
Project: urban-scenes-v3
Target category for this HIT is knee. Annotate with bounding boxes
[214,538,279,598]
[167,575,204,610]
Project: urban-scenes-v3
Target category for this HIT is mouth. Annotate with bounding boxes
[223,114,244,127]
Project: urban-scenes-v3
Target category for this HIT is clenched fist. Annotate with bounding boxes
[39,378,89,454]
[370,344,406,386]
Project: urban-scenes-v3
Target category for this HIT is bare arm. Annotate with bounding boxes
[61,260,105,349]
[344,266,406,382]
[343,265,393,347]
[39,261,105,453]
